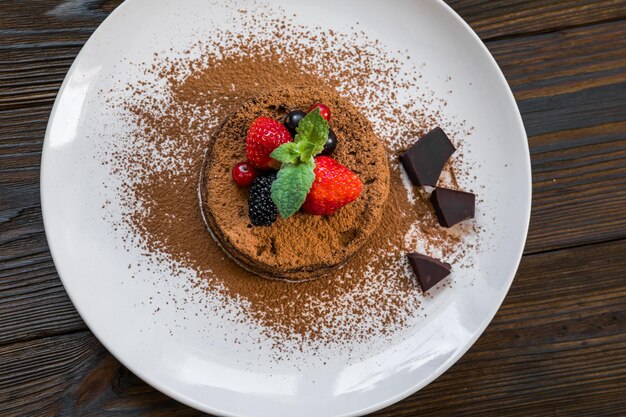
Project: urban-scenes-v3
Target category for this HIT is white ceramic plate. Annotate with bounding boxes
[41,0,531,416]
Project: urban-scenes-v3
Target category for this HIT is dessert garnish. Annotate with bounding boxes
[399,126,475,228]
[248,172,279,226]
[283,110,307,136]
[400,127,456,187]
[269,108,329,219]
[308,103,331,121]
[235,105,363,224]
[301,155,362,215]
[231,162,257,187]
[407,253,452,292]
[401,127,476,293]
[272,107,361,218]
[321,129,337,155]
[246,117,292,170]
[430,187,476,228]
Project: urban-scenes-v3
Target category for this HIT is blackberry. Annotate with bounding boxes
[248,172,279,226]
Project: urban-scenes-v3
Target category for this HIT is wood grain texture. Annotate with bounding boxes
[1,104,87,343]
[2,1,626,416]
[1,239,625,417]
[0,332,199,417]
[447,0,626,39]
[488,21,626,253]
[491,21,626,102]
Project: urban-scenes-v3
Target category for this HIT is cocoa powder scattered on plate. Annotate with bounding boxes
[102,9,477,352]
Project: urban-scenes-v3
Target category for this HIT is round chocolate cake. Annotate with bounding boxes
[199,86,390,281]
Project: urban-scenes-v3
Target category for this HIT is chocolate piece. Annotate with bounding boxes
[408,253,451,292]
[430,187,475,227]
[399,127,456,186]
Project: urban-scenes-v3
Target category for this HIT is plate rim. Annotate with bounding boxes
[40,0,532,416]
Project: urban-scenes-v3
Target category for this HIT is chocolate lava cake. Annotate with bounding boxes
[199,86,390,281]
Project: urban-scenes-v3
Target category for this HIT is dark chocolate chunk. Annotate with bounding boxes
[430,187,475,228]
[399,127,456,186]
[408,253,451,292]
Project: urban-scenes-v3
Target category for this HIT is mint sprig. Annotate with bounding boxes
[271,160,315,218]
[270,108,329,218]
[270,142,300,165]
[293,109,328,161]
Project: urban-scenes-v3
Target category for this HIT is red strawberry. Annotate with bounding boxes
[302,156,363,215]
[246,117,292,169]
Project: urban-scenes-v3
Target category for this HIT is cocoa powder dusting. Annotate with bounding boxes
[102,8,478,355]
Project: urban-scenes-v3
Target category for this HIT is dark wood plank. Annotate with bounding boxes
[0,0,118,31]
[491,20,626,102]
[3,0,625,43]
[0,253,85,345]
[525,119,626,253]
[0,331,200,417]
[0,0,117,112]
[487,21,626,253]
[0,49,80,111]
[447,0,626,40]
[1,107,89,343]
[2,238,625,417]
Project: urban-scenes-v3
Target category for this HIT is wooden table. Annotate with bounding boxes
[2,1,626,415]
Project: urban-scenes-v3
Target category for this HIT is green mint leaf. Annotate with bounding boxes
[270,142,300,164]
[268,109,328,218]
[294,108,329,161]
[271,159,315,218]
[296,139,324,162]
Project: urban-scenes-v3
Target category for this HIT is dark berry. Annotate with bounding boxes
[321,129,337,155]
[248,173,279,226]
[283,110,306,136]
[232,162,257,187]
[308,103,331,121]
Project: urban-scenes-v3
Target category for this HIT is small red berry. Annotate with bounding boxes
[308,103,331,121]
[232,162,257,187]
[246,117,292,169]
